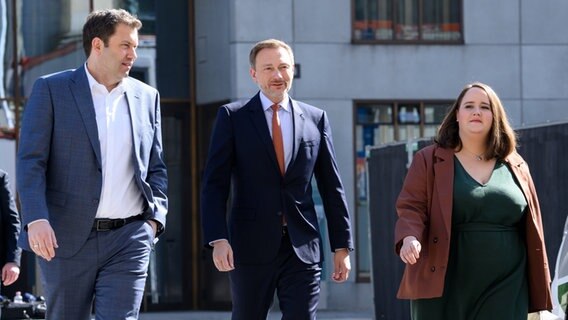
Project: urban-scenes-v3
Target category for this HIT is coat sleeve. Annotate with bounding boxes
[394,148,431,254]
[200,106,234,247]
[146,91,168,235]
[0,171,21,266]
[312,111,353,252]
[518,160,553,311]
[16,77,53,227]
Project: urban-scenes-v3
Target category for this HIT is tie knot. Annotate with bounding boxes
[271,104,279,112]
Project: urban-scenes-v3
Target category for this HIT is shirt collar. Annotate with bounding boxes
[84,63,126,95]
[260,91,290,113]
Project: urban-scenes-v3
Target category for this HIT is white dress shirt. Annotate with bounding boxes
[86,65,145,219]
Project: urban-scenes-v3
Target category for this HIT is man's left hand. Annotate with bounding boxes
[331,248,351,283]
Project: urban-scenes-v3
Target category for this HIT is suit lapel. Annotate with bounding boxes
[290,99,304,170]
[248,93,284,176]
[70,66,102,166]
[123,79,142,164]
[434,147,454,236]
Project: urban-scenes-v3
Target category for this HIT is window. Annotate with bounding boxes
[118,0,156,35]
[353,0,462,43]
[354,101,449,281]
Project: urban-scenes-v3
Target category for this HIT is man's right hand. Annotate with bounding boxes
[28,221,58,261]
[212,240,234,272]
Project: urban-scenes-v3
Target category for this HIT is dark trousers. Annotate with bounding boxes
[229,230,322,320]
[39,220,153,320]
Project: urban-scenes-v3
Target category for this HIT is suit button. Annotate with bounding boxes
[276,211,282,216]
[92,199,99,204]
[433,237,438,243]
[430,267,436,272]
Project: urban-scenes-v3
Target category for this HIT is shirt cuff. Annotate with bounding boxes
[27,219,49,228]
[209,239,228,247]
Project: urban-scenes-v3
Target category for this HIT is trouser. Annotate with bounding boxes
[229,228,322,320]
[39,220,154,320]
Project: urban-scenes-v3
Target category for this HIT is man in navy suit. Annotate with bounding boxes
[201,39,353,320]
[0,169,21,317]
[17,9,167,320]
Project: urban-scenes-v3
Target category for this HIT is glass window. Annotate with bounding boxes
[354,0,393,40]
[424,103,450,123]
[356,104,393,157]
[423,0,462,41]
[117,0,156,35]
[424,103,450,137]
[397,104,420,123]
[396,0,419,40]
[397,104,420,140]
[353,0,462,43]
[354,0,377,40]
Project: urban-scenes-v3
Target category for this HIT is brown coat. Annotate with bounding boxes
[394,144,552,312]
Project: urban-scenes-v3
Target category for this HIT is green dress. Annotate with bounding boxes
[411,157,529,320]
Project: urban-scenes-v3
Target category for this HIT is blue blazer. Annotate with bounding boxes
[0,170,21,267]
[17,65,168,258]
[201,93,353,264]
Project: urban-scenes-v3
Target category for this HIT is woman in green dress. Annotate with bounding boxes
[394,82,553,319]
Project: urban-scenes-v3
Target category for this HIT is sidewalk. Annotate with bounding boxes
[138,310,374,320]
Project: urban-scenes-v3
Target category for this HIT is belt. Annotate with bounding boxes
[93,214,144,231]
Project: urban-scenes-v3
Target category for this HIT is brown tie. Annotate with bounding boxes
[271,104,285,176]
[272,104,287,226]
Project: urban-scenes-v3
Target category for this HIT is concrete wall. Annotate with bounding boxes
[195,0,232,104]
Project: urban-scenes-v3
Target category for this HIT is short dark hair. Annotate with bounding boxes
[249,39,295,69]
[82,9,142,57]
[435,82,517,160]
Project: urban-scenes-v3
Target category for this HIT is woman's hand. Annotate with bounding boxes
[400,236,421,265]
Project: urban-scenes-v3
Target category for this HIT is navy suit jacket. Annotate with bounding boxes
[17,65,168,258]
[201,93,353,265]
[0,170,21,267]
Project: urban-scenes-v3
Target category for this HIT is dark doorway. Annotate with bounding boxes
[142,103,193,311]
[197,100,232,310]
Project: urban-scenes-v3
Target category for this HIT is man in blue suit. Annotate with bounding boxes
[16,9,167,320]
[201,39,353,320]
